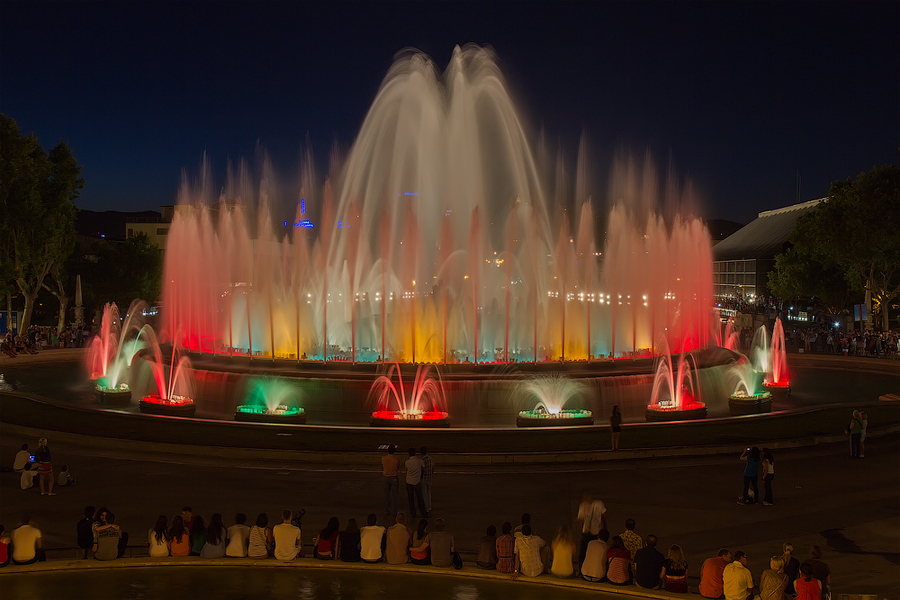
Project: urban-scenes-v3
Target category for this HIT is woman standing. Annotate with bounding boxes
[35,438,55,496]
[738,446,760,504]
[761,448,776,505]
[147,516,169,557]
[609,406,622,451]
[662,544,688,592]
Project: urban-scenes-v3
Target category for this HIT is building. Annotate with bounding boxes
[712,198,822,301]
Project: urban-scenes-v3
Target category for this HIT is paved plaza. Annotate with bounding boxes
[1,351,898,598]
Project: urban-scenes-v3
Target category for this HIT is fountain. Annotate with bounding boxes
[235,377,307,423]
[727,356,773,415]
[160,46,715,370]
[369,365,449,427]
[762,317,790,400]
[646,338,707,421]
[727,317,789,413]
[135,326,196,417]
[86,301,147,405]
[515,374,593,427]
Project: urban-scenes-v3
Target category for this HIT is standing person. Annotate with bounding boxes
[225,513,251,558]
[609,405,622,451]
[360,514,386,563]
[662,544,689,592]
[761,448,776,506]
[759,556,789,600]
[11,515,45,564]
[273,509,302,561]
[700,548,732,599]
[420,446,435,515]
[147,515,169,557]
[495,522,516,574]
[847,411,863,458]
[738,447,760,504]
[404,447,427,518]
[575,491,607,565]
[34,438,55,496]
[723,550,754,600]
[859,411,868,457]
[77,506,96,559]
[381,445,400,516]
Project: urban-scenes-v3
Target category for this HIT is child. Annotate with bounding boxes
[20,463,39,490]
[58,464,77,487]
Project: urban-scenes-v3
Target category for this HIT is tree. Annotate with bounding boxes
[0,114,83,331]
[770,165,900,330]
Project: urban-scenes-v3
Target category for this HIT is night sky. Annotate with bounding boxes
[2,0,897,224]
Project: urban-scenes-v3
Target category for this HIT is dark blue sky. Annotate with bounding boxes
[2,1,897,224]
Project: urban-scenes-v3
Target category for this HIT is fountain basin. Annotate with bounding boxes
[234,405,306,424]
[728,391,773,415]
[645,401,707,422]
[763,381,790,403]
[140,395,196,417]
[94,384,132,406]
[370,410,450,428]
[516,409,593,427]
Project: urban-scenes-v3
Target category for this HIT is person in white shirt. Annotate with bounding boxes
[272,509,302,561]
[513,524,546,578]
[13,444,31,472]
[360,513,386,563]
[576,491,607,565]
[225,513,251,558]
[581,529,610,581]
[11,515,44,564]
[20,463,39,490]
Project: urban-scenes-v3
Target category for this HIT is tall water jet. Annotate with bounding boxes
[135,325,196,417]
[161,46,715,367]
[646,337,707,421]
[86,300,149,405]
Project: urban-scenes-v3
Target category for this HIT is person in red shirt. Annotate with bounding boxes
[795,563,823,600]
[495,522,516,573]
[700,548,732,598]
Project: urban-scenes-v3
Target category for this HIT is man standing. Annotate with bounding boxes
[723,550,754,600]
[700,548,732,598]
[381,445,400,515]
[404,447,427,518]
[576,491,607,565]
[634,534,666,589]
[273,509,302,561]
[420,446,435,514]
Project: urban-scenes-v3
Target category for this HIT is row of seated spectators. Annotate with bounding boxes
[2,507,831,600]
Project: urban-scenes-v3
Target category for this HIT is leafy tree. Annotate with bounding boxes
[0,114,83,331]
[770,165,900,330]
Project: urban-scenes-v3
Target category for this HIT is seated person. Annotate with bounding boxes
[359,514,386,563]
[313,517,340,560]
[57,464,76,487]
[77,506,96,559]
[11,515,45,564]
[409,519,431,565]
[13,444,31,472]
[168,515,191,557]
[273,509,302,561]
[663,544,689,593]
[148,515,169,557]
[513,524,546,578]
[337,518,361,562]
[93,512,122,561]
[605,536,632,585]
[385,512,412,564]
[225,513,251,558]
[20,463,39,490]
[581,529,610,582]
[700,548,732,599]
[0,525,10,567]
[634,534,665,589]
[429,519,455,568]
[495,522,516,573]
[476,525,498,569]
[550,526,576,578]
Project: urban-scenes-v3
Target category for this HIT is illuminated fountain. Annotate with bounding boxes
[136,326,196,417]
[369,365,449,427]
[86,301,147,405]
[235,377,306,423]
[727,356,772,415]
[160,46,715,367]
[515,374,593,427]
[646,338,707,421]
[762,317,790,400]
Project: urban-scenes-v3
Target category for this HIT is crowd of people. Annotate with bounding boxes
[1,323,97,358]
